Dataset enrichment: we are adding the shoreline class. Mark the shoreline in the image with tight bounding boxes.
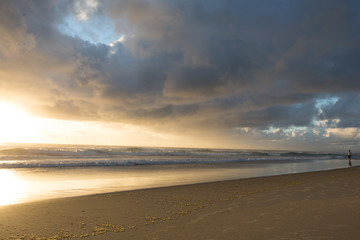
[2,158,357,206]
[50,164,357,201]
[1,166,360,239]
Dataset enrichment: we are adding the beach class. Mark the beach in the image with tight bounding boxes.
[1,166,360,240]
[2,1,360,239]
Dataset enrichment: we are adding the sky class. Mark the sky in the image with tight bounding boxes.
[0,0,359,151]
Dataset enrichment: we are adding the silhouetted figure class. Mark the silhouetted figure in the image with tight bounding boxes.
[348,150,352,166]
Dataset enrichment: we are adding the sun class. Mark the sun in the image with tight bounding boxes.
[0,102,41,143]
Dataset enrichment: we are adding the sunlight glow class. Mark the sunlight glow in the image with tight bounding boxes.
[0,101,182,146]
[0,101,198,148]
[0,169,25,206]
[0,102,41,143]
[109,35,125,47]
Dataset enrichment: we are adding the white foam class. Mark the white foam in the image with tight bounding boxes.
[0,144,347,168]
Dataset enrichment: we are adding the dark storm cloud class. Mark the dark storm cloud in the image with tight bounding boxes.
[1,0,360,147]
[320,94,360,128]
[104,0,360,131]
[240,101,318,128]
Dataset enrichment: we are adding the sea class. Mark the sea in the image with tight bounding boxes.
[0,143,357,206]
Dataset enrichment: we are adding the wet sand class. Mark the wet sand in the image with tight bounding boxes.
[1,166,360,239]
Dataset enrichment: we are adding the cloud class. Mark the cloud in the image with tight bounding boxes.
[0,1,36,57]
[73,0,99,21]
[320,94,360,128]
[0,0,360,150]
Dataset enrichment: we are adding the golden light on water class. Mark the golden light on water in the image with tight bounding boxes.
[0,169,25,206]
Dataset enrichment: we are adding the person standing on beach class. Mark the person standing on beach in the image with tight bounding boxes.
[348,150,352,166]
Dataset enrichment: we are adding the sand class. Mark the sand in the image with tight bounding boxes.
[1,166,360,240]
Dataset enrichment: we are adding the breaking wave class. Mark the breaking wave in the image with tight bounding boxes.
[0,144,347,168]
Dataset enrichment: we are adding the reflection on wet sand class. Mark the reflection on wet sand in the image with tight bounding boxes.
[0,169,25,206]
[0,159,358,206]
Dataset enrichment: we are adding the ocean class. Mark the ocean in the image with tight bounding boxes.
[0,144,356,206]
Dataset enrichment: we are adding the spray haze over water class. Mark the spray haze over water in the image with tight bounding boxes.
[0,144,349,168]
